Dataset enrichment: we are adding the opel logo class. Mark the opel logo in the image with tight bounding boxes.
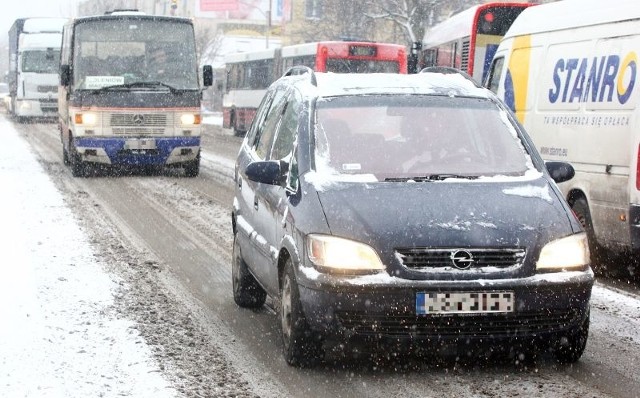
[450,250,474,269]
[133,114,145,125]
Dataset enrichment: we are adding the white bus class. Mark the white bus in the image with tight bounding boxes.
[223,41,407,135]
[485,0,640,267]
[420,2,531,82]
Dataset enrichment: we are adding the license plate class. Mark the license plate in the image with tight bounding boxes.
[124,138,156,150]
[416,291,514,315]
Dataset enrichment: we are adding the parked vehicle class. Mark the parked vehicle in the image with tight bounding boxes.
[484,0,640,267]
[7,17,66,121]
[58,10,213,177]
[231,67,593,366]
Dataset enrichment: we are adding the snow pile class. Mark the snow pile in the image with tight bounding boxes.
[0,118,176,397]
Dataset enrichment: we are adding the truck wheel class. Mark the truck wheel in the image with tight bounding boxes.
[553,312,589,364]
[183,151,200,177]
[280,258,323,367]
[232,234,266,308]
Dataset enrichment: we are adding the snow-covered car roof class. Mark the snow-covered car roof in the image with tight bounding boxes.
[289,70,491,99]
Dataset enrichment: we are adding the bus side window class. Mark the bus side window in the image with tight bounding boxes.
[485,56,504,93]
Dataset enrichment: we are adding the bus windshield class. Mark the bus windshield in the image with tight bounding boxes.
[22,49,60,73]
[73,19,198,90]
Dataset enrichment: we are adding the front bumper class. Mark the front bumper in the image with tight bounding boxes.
[297,267,593,343]
[14,99,57,117]
[74,136,200,166]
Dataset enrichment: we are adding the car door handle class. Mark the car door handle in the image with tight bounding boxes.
[254,196,259,210]
[238,177,242,188]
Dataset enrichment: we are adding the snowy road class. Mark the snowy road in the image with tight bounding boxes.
[4,114,640,397]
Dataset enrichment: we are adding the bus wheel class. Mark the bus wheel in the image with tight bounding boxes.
[572,198,607,270]
[62,142,69,165]
[184,151,200,177]
[69,139,86,177]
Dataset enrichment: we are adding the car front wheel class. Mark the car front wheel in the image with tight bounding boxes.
[232,235,266,308]
[553,312,589,364]
[280,258,322,367]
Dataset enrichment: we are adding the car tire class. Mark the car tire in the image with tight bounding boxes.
[280,258,323,367]
[553,312,589,364]
[232,235,266,308]
[572,197,609,270]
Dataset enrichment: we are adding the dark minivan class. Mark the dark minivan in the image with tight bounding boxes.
[231,68,593,366]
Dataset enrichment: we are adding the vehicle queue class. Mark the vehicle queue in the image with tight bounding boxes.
[5,0,639,368]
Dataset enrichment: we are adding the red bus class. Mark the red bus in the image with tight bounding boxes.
[223,41,407,135]
[419,2,533,83]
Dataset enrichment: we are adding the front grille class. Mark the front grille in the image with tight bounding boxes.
[109,113,168,127]
[111,127,166,136]
[396,248,526,270]
[460,38,470,71]
[37,85,57,93]
[336,310,579,338]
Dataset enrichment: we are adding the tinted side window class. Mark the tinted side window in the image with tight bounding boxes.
[255,90,289,159]
[246,90,274,147]
[250,87,288,151]
[271,91,301,160]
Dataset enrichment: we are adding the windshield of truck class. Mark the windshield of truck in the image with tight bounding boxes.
[22,49,60,73]
[72,19,198,90]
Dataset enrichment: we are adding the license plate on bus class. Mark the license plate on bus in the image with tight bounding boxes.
[124,138,156,150]
[416,291,514,315]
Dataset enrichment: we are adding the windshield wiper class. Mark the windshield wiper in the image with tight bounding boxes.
[385,174,480,182]
[91,81,180,94]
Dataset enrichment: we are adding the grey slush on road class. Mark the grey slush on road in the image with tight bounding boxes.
[231,67,594,367]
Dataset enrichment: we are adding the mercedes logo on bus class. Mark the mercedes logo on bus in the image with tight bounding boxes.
[450,250,474,269]
[133,114,145,125]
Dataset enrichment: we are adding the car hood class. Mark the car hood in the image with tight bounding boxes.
[314,177,576,276]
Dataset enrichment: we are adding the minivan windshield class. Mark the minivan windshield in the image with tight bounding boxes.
[314,95,532,180]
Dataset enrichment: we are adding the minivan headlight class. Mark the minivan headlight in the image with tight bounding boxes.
[307,234,384,273]
[536,232,590,271]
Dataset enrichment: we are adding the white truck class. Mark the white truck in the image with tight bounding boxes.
[7,18,66,121]
[484,0,640,268]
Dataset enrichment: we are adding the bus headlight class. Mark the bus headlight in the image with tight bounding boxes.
[536,233,590,271]
[74,112,98,126]
[307,234,385,274]
[180,113,201,125]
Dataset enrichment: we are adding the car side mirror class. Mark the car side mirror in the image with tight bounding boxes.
[202,65,213,87]
[545,161,575,183]
[60,64,71,87]
[245,160,284,186]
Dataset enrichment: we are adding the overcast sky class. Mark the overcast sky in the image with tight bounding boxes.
[1,1,77,37]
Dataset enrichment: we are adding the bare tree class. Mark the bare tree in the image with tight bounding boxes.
[194,21,223,65]
[288,0,375,44]
[360,0,474,72]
